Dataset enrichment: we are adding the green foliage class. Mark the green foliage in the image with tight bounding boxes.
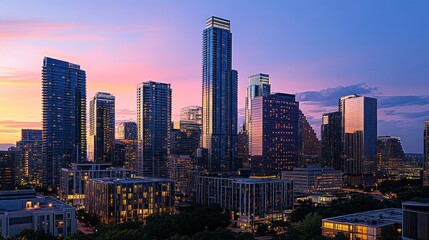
[379,178,422,195]
[14,229,57,240]
[295,213,323,240]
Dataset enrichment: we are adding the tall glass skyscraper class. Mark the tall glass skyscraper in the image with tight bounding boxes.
[118,122,137,140]
[42,57,86,187]
[137,81,171,178]
[89,92,115,163]
[202,16,238,172]
[424,121,429,186]
[16,129,43,186]
[250,93,300,172]
[340,95,377,187]
[321,111,342,170]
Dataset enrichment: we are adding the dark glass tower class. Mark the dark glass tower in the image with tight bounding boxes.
[250,93,300,172]
[118,122,137,140]
[202,16,238,172]
[89,92,115,163]
[42,57,86,187]
[16,129,43,185]
[137,81,171,178]
[321,111,342,170]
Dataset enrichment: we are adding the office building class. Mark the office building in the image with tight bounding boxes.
[202,16,238,172]
[340,95,377,187]
[281,165,342,194]
[195,175,293,229]
[16,129,43,186]
[250,93,299,172]
[167,155,193,194]
[0,189,76,238]
[85,177,174,224]
[377,136,405,178]
[170,129,199,157]
[0,149,18,188]
[59,163,136,207]
[42,57,86,187]
[118,122,137,140]
[322,208,402,240]
[88,92,115,163]
[321,111,342,170]
[237,128,249,168]
[299,110,321,166]
[403,201,429,240]
[424,121,429,186]
[137,81,171,178]
[180,106,202,132]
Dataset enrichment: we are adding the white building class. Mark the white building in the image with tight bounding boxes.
[0,190,76,238]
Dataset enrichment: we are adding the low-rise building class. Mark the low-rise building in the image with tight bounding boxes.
[60,163,136,207]
[403,201,429,240]
[0,190,76,238]
[85,177,175,224]
[322,208,402,240]
[195,175,293,229]
[281,165,342,194]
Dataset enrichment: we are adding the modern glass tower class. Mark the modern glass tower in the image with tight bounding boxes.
[118,122,137,140]
[250,93,300,172]
[424,121,429,186]
[202,16,238,172]
[42,57,86,187]
[321,111,342,170]
[340,95,377,187]
[89,92,115,163]
[137,81,171,178]
[16,129,43,186]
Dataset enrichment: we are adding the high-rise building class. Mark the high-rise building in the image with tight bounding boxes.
[202,16,238,172]
[250,93,300,172]
[16,129,43,186]
[0,149,18,188]
[424,121,429,186]
[237,127,248,168]
[137,81,171,178]
[321,111,342,170]
[340,95,377,187]
[403,201,429,240]
[117,122,137,140]
[89,92,115,163]
[42,57,86,187]
[377,136,405,176]
[299,110,321,166]
[170,129,199,157]
[180,106,202,131]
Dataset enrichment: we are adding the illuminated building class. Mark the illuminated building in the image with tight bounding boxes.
[117,122,137,140]
[403,201,429,240]
[59,163,136,207]
[85,177,174,224]
[424,121,429,186]
[88,92,115,163]
[322,208,402,240]
[340,95,377,187]
[195,175,293,230]
[377,136,405,178]
[237,128,249,168]
[16,129,43,185]
[0,149,18,188]
[167,155,192,194]
[137,81,171,178]
[299,110,321,166]
[42,57,87,187]
[281,165,342,194]
[202,16,238,172]
[170,129,199,157]
[250,93,299,172]
[180,106,202,132]
[321,111,342,170]
[0,189,76,238]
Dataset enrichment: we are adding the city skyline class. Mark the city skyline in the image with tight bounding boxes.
[1,1,429,153]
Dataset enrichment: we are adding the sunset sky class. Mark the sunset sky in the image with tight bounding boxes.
[1,1,429,153]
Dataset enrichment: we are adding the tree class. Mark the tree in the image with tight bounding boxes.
[380,225,401,240]
[296,212,323,240]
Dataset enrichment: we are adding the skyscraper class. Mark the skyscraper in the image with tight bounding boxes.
[340,95,377,187]
[202,16,238,172]
[299,110,321,166]
[137,81,171,178]
[118,122,137,140]
[424,121,429,186]
[377,136,405,174]
[42,57,86,187]
[89,92,115,163]
[16,129,43,185]
[250,93,300,172]
[117,122,138,170]
[321,111,342,170]
[246,73,271,166]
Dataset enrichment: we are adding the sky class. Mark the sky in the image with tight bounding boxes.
[0,1,429,153]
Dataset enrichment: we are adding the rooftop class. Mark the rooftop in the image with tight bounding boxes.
[89,177,173,184]
[323,208,402,227]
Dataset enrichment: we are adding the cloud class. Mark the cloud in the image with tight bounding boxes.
[0,120,41,129]
[379,96,429,109]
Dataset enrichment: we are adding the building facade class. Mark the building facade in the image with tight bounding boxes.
[377,136,405,178]
[85,177,174,224]
[16,129,43,186]
[202,16,238,172]
[89,92,115,163]
[195,176,293,229]
[299,110,321,166]
[0,149,18,188]
[137,81,171,178]
[167,155,193,194]
[0,190,76,238]
[340,95,377,187]
[424,121,429,186]
[42,57,87,187]
[403,201,429,240]
[118,122,137,140]
[250,93,300,172]
[321,111,342,170]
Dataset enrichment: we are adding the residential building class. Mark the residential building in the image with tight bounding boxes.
[137,81,171,178]
[85,177,174,224]
[202,16,238,172]
[321,111,342,170]
[322,208,402,240]
[403,201,429,240]
[195,175,293,230]
[16,129,43,186]
[340,95,377,187]
[59,163,136,207]
[0,190,76,238]
[42,57,86,187]
[0,149,18,188]
[167,155,193,194]
[118,122,137,140]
